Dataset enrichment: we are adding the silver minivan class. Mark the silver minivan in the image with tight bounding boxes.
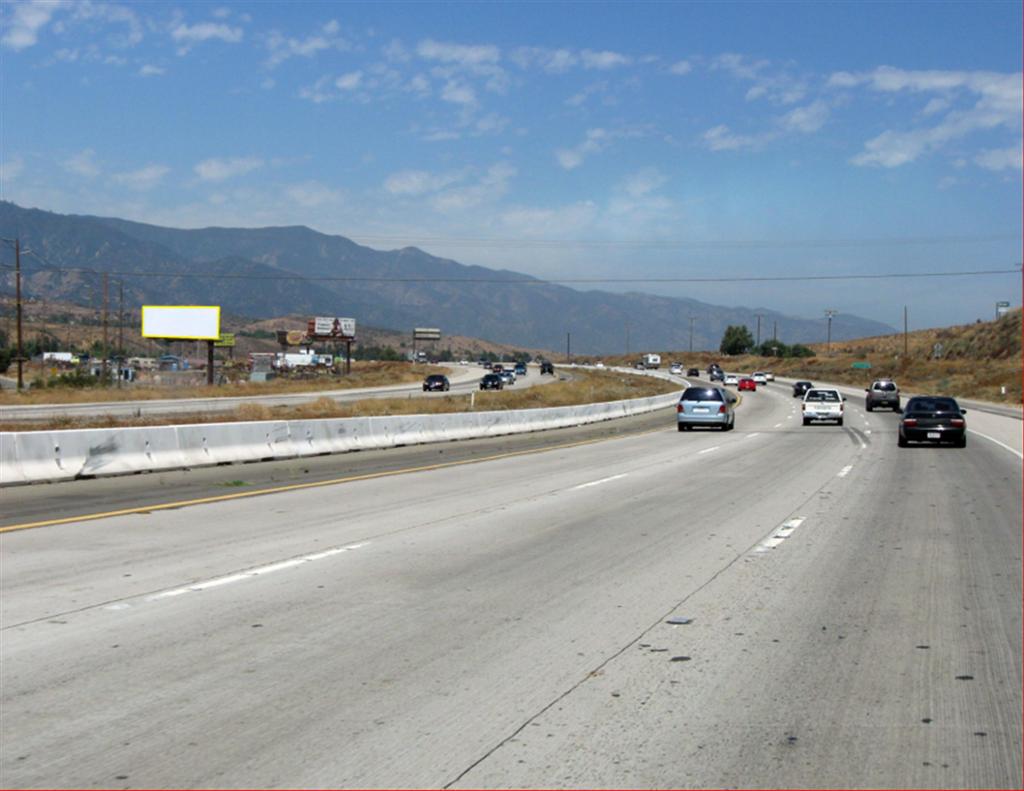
[677,386,736,431]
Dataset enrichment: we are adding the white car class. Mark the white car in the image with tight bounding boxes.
[669,364,683,375]
[724,373,739,386]
[595,361,605,368]
[765,371,775,381]
[752,372,767,385]
[802,388,846,426]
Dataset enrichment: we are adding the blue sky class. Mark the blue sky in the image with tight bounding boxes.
[2,0,1021,330]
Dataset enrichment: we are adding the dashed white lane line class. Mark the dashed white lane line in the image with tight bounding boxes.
[572,473,628,490]
[698,446,720,455]
[138,542,370,604]
[773,423,782,428]
[744,432,761,439]
[837,465,854,478]
[754,517,806,553]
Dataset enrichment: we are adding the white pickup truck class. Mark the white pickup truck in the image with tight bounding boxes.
[802,387,846,426]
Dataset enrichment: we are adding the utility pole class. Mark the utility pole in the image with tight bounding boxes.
[824,309,838,357]
[755,314,763,349]
[117,281,124,387]
[903,306,908,357]
[688,316,695,353]
[566,332,571,364]
[625,321,630,356]
[14,239,24,390]
[773,320,778,342]
[102,272,109,382]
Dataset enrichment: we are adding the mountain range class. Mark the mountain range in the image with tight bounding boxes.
[0,201,895,353]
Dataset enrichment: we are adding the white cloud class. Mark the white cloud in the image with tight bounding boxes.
[581,49,631,70]
[510,46,577,73]
[555,128,613,170]
[779,100,829,133]
[842,67,1023,167]
[922,97,950,116]
[499,202,599,236]
[565,81,608,108]
[335,70,362,90]
[193,156,263,182]
[713,52,806,104]
[2,155,25,183]
[284,181,343,208]
[702,125,769,151]
[211,7,231,19]
[431,162,516,213]
[974,146,1023,172]
[441,79,476,105]
[171,21,243,54]
[63,148,101,177]
[668,60,692,76]
[112,164,170,190]
[138,64,165,77]
[622,168,667,198]
[2,0,67,50]
[384,169,465,196]
[416,38,500,66]
[265,20,349,68]
[406,73,431,96]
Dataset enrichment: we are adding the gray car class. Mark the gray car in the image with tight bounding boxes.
[677,386,736,431]
[865,379,900,411]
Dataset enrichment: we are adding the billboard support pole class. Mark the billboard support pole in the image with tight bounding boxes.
[207,341,214,385]
[346,340,352,375]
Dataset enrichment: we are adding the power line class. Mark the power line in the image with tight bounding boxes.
[345,233,1020,250]
[0,262,1020,285]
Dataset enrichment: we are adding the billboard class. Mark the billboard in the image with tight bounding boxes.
[414,327,442,341]
[214,333,236,348]
[142,306,221,340]
[312,317,356,338]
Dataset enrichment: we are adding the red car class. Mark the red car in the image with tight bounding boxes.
[738,377,757,392]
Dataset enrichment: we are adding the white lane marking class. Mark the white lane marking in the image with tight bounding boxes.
[144,542,369,602]
[773,423,782,428]
[745,432,760,439]
[865,430,872,435]
[572,473,628,490]
[698,446,720,455]
[837,465,853,478]
[754,517,806,553]
[787,415,794,420]
[967,429,1024,460]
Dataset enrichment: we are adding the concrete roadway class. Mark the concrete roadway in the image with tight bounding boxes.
[1,380,1020,788]
[0,363,562,423]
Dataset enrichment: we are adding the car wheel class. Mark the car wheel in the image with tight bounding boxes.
[955,435,967,448]
[898,434,908,448]
[837,418,844,426]
[445,384,449,391]
[865,403,872,412]
[802,417,810,426]
[677,423,686,432]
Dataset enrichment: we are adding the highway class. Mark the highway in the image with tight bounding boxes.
[1,380,1020,788]
[0,364,563,423]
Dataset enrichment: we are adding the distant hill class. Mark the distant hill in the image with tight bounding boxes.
[0,201,896,353]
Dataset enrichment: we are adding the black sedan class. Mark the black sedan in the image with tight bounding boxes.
[687,368,700,377]
[792,380,813,397]
[898,396,967,447]
[480,373,504,390]
[423,374,450,392]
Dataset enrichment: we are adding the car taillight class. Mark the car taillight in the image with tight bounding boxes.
[719,404,727,414]
[950,418,965,427]
[677,403,684,413]
[801,403,806,411]
[903,418,917,427]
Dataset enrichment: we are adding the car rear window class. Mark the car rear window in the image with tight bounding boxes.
[427,375,445,382]
[874,382,897,391]
[682,388,723,402]
[806,390,840,402]
[907,398,959,412]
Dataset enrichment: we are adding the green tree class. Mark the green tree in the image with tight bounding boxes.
[789,343,815,358]
[720,325,755,355]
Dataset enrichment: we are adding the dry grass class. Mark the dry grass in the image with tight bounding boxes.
[0,369,678,432]
[0,361,441,405]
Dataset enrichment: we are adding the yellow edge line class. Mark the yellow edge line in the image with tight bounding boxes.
[1,426,670,533]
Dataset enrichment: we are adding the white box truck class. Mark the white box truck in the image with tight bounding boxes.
[642,353,661,369]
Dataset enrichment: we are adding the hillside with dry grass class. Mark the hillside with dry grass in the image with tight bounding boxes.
[600,309,1022,405]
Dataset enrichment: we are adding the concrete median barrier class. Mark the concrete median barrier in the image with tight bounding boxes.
[0,389,681,486]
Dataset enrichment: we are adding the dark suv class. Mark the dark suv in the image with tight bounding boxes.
[540,361,555,375]
[792,380,813,398]
[480,373,503,390]
[865,379,900,411]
